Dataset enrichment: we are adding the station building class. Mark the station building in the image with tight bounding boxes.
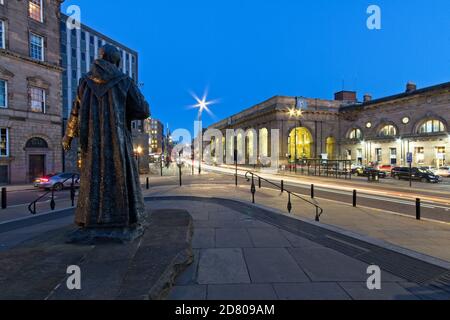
[208,81,450,169]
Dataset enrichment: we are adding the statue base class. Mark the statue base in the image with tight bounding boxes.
[66,224,145,245]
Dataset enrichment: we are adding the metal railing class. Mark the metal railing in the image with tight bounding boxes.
[28,174,80,215]
[244,171,324,222]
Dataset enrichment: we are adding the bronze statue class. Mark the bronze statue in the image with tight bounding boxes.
[62,44,150,239]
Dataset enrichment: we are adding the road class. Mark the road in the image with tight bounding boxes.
[4,188,72,208]
[2,167,450,224]
[147,165,450,223]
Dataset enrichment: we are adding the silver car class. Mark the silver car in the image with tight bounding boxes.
[34,173,80,191]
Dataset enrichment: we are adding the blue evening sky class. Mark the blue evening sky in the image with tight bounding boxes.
[62,0,450,133]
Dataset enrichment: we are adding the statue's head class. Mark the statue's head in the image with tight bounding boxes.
[99,44,121,67]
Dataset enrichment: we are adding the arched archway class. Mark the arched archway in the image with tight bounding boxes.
[246,130,257,164]
[326,137,336,159]
[25,137,50,182]
[288,127,313,160]
[259,128,269,157]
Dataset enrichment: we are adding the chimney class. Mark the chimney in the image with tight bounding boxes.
[334,91,357,102]
[363,94,372,102]
[406,81,417,93]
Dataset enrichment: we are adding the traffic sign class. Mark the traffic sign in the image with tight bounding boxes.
[407,152,413,164]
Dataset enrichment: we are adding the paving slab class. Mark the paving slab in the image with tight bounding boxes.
[243,248,309,283]
[288,247,402,282]
[247,228,291,248]
[339,282,418,300]
[215,228,253,248]
[207,284,278,300]
[168,285,207,300]
[197,248,250,285]
[175,249,200,286]
[192,228,215,249]
[273,283,351,300]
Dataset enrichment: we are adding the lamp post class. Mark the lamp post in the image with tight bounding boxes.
[134,146,143,175]
[288,99,303,174]
[192,92,216,175]
[177,151,183,187]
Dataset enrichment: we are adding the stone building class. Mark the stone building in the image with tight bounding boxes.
[208,81,450,169]
[147,117,164,155]
[0,0,64,184]
[132,119,150,174]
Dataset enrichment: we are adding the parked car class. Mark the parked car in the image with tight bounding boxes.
[351,163,364,174]
[355,167,387,178]
[391,167,440,183]
[377,165,394,174]
[435,166,450,178]
[34,173,80,191]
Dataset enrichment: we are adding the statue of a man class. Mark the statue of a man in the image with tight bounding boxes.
[62,44,150,234]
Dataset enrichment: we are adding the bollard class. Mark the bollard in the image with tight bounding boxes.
[287,192,292,213]
[1,187,6,209]
[353,190,357,207]
[281,180,284,193]
[311,184,315,199]
[416,198,421,220]
[146,177,150,189]
[258,177,261,189]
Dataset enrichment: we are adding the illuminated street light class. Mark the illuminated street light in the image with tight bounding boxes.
[191,90,218,175]
[287,98,304,173]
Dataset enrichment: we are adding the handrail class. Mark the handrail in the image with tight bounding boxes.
[244,171,324,222]
[28,174,80,215]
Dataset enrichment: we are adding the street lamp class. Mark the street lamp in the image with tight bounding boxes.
[134,146,143,174]
[192,91,217,175]
[176,151,183,186]
[288,98,304,173]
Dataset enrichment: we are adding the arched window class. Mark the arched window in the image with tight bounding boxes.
[349,128,362,140]
[379,125,397,137]
[418,120,445,134]
[25,137,48,149]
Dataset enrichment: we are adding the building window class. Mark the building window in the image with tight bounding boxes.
[379,125,397,137]
[415,147,425,164]
[356,148,363,165]
[29,33,44,61]
[0,79,7,108]
[418,120,445,134]
[436,147,446,166]
[349,128,362,140]
[390,148,397,165]
[0,20,5,49]
[0,128,8,157]
[29,87,46,113]
[375,148,382,163]
[29,0,43,22]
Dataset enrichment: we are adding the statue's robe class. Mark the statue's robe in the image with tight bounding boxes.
[65,59,150,228]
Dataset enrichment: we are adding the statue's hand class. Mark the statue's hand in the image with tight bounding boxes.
[62,136,72,152]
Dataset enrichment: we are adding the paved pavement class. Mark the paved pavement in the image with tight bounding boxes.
[0,178,449,300]
[141,200,449,300]
[146,171,450,223]
[144,182,450,263]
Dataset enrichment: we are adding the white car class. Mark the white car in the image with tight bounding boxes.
[435,167,450,178]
